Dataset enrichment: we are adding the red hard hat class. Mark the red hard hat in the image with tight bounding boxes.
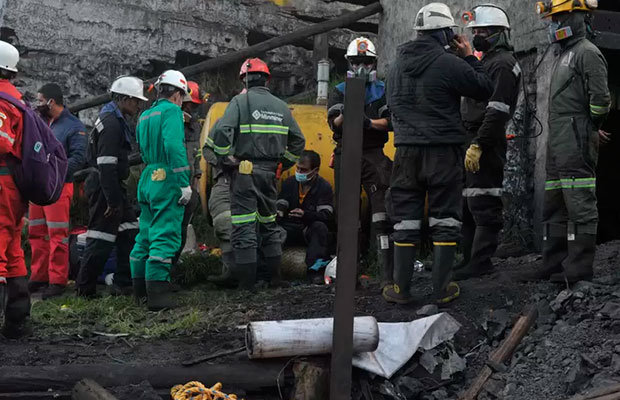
[187,81,202,104]
[239,58,270,80]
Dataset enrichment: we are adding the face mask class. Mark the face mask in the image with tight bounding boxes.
[36,99,52,118]
[347,65,377,83]
[473,35,491,52]
[295,168,317,183]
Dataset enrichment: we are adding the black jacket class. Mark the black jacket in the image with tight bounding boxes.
[277,175,334,228]
[387,35,494,146]
[87,103,132,208]
[327,81,390,153]
[461,48,521,151]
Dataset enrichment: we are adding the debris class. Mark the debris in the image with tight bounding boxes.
[482,308,511,340]
[93,332,130,338]
[352,313,461,378]
[441,348,466,380]
[550,289,573,312]
[420,350,440,374]
[292,360,329,400]
[72,379,118,400]
[417,305,439,317]
[598,302,620,320]
[460,305,538,400]
[379,380,407,400]
[246,316,379,359]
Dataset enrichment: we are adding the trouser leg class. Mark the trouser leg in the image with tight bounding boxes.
[304,221,329,268]
[45,183,73,286]
[255,167,283,285]
[456,200,475,270]
[28,204,49,283]
[231,170,258,289]
[130,202,151,280]
[173,188,200,265]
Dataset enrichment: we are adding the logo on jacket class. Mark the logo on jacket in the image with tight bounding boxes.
[251,110,284,122]
[34,141,42,153]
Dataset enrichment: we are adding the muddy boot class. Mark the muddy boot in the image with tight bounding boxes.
[378,237,394,291]
[267,256,290,289]
[453,226,499,281]
[432,245,460,304]
[235,262,257,291]
[41,284,66,300]
[27,281,47,294]
[108,284,134,297]
[145,281,176,311]
[382,244,416,305]
[2,277,32,339]
[550,233,596,284]
[519,226,566,282]
[133,278,147,304]
[454,221,475,271]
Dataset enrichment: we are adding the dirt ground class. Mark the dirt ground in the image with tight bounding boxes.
[2,241,620,399]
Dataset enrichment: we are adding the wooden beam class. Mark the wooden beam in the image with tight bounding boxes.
[329,76,366,400]
[69,2,383,113]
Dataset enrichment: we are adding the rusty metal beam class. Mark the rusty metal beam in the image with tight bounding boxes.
[330,76,365,400]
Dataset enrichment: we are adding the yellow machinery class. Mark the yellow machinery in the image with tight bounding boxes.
[199,102,396,214]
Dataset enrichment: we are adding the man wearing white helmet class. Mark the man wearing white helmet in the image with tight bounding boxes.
[327,37,394,290]
[384,3,493,305]
[0,40,32,338]
[130,70,192,310]
[453,5,521,280]
[76,76,147,298]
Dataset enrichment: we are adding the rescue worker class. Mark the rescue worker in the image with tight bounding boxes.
[0,41,31,338]
[173,81,204,264]
[384,2,493,304]
[277,150,334,275]
[203,119,236,285]
[206,58,305,290]
[327,37,393,289]
[130,70,192,310]
[76,76,147,297]
[29,83,86,299]
[521,0,610,283]
[453,5,521,280]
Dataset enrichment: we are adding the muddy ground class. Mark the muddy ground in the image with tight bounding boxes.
[2,241,620,399]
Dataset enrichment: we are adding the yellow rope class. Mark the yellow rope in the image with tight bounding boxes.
[171,381,240,400]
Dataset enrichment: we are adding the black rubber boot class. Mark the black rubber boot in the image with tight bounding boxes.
[267,255,290,288]
[133,278,147,304]
[76,238,115,298]
[519,233,567,282]
[378,235,394,291]
[41,284,66,300]
[453,226,499,280]
[432,245,459,304]
[27,281,48,294]
[2,277,32,339]
[550,234,595,284]
[145,281,176,311]
[455,221,475,271]
[382,244,416,305]
[235,262,257,291]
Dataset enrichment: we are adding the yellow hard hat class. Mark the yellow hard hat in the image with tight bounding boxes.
[535,0,597,18]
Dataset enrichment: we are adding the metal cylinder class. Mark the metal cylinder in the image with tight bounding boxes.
[246,316,379,359]
[316,59,330,105]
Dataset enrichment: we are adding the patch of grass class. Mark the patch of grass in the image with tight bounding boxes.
[171,252,222,286]
[30,287,238,339]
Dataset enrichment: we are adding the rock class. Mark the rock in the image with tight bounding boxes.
[440,349,466,380]
[503,383,517,397]
[417,304,439,317]
[612,354,620,373]
[565,359,592,395]
[594,275,620,286]
[598,302,620,320]
[419,350,439,374]
[483,377,505,398]
[379,380,406,400]
[573,281,595,294]
[431,388,448,400]
[395,376,423,398]
[482,309,511,340]
[550,289,573,312]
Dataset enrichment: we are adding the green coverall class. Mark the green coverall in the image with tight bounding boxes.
[544,14,611,280]
[130,99,190,281]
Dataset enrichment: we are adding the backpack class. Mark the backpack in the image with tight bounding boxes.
[0,92,68,206]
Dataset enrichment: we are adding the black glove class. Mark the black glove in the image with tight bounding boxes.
[363,116,372,129]
[327,104,344,119]
[591,113,608,131]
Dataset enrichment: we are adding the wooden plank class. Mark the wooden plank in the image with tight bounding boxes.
[460,305,538,400]
[69,2,383,113]
[329,76,366,400]
[72,379,118,400]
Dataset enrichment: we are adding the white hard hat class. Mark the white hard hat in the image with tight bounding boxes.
[110,76,148,101]
[414,2,457,31]
[465,4,510,29]
[0,41,19,73]
[345,37,377,59]
[155,69,189,94]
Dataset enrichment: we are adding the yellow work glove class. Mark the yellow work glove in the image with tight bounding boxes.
[239,160,253,175]
[465,144,482,173]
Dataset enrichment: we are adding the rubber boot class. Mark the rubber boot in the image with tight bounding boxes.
[519,235,566,282]
[455,221,475,271]
[453,226,499,280]
[432,245,460,304]
[382,244,416,305]
[378,236,394,291]
[133,278,147,304]
[267,255,290,289]
[2,277,32,339]
[235,262,257,291]
[207,252,236,287]
[550,234,595,283]
[0,282,6,325]
[145,281,176,311]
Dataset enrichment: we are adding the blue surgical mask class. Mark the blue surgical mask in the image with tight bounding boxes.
[295,171,309,183]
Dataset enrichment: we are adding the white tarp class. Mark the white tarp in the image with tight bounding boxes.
[352,313,461,379]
